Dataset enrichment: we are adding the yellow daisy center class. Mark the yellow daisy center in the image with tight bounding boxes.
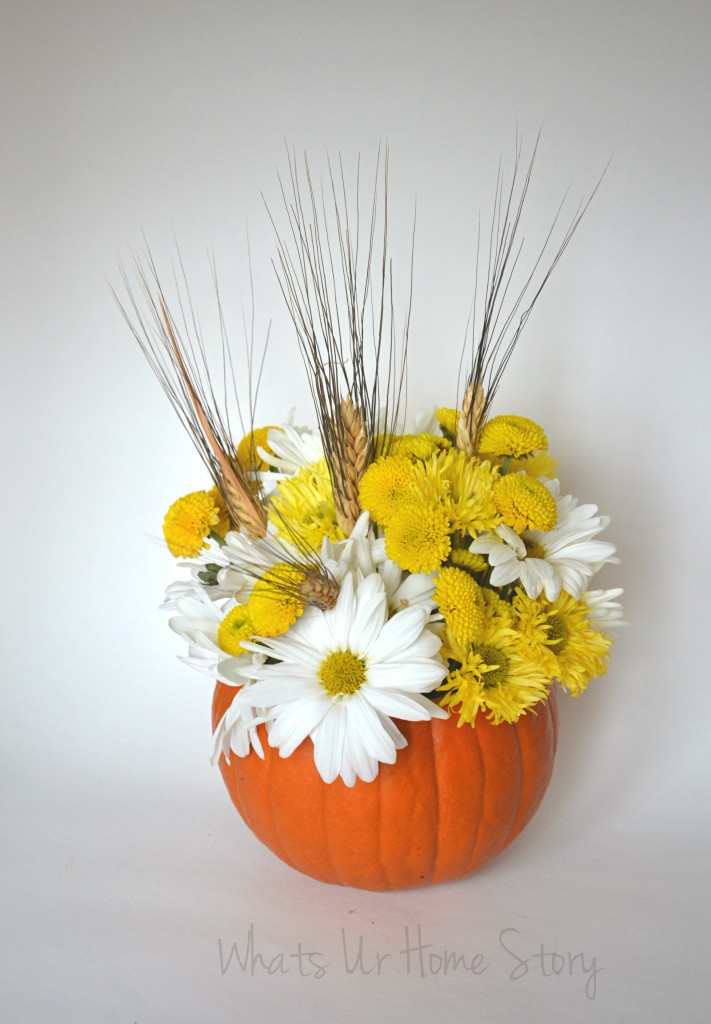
[217,605,253,656]
[385,503,452,573]
[358,456,416,525]
[545,613,568,651]
[318,650,367,697]
[247,562,307,636]
[479,415,548,458]
[472,643,511,689]
[435,567,485,646]
[162,489,224,558]
[494,474,558,532]
[524,537,547,559]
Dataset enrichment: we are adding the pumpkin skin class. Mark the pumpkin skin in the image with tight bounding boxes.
[212,682,558,891]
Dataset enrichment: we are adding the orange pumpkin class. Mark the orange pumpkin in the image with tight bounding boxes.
[212,682,558,891]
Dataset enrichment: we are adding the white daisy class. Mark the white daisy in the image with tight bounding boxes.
[238,572,448,786]
[469,478,618,601]
[258,420,324,475]
[210,681,267,764]
[373,543,438,619]
[161,534,251,608]
[584,588,626,632]
[167,587,257,686]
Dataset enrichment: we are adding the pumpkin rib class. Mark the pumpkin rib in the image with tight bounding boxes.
[503,694,557,849]
[375,764,390,890]
[242,727,299,872]
[263,738,297,870]
[505,720,525,849]
[433,716,486,883]
[323,770,348,888]
[471,723,487,868]
[466,716,522,874]
[427,720,442,883]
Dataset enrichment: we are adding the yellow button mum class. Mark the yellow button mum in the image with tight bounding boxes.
[217,604,254,656]
[162,488,228,558]
[450,549,488,575]
[385,503,452,573]
[358,456,416,525]
[248,562,307,637]
[391,433,451,461]
[493,474,558,533]
[436,407,459,439]
[435,567,485,646]
[479,415,548,458]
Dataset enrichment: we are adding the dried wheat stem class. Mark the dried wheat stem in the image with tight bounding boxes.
[159,300,267,539]
[334,395,369,537]
[456,381,487,458]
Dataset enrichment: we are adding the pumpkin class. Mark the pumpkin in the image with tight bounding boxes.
[212,682,558,891]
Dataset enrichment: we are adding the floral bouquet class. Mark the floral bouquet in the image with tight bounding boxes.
[118,146,623,890]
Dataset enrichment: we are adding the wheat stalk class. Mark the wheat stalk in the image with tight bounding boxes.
[458,133,605,429]
[158,301,268,540]
[299,573,340,610]
[456,380,486,458]
[333,395,368,536]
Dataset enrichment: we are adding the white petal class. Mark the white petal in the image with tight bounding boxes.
[328,573,356,648]
[312,705,347,783]
[366,606,428,662]
[367,660,448,691]
[349,575,388,653]
[238,677,318,707]
[345,693,397,764]
[365,688,446,721]
[490,560,523,587]
[268,693,332,757]
[342,726,379,784]
[495,523,527,555]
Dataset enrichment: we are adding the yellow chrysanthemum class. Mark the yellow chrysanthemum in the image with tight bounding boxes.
[236,426,279,472]
[479,415,548,458]
[208,486,231,537]
[438,621,551,726]
[162,488,228,558]
[493,473,558,532]
[269,458,344,549]
[358,456,416,525]
[436,407,459,439]
[217,604,254,656]
[479,585,515,631]
[506,450,559,480]
[391,433,451,461]
[247,562,307,637]
[409,448,500,536]
[385,503,452,573]
[435,567,485,646]
[514,590,612,697]
[449,549,489,576]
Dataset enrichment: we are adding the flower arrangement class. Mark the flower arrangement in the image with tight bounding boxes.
[117,144,623,886]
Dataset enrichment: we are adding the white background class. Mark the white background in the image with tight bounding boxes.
[2,1,709,1021]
